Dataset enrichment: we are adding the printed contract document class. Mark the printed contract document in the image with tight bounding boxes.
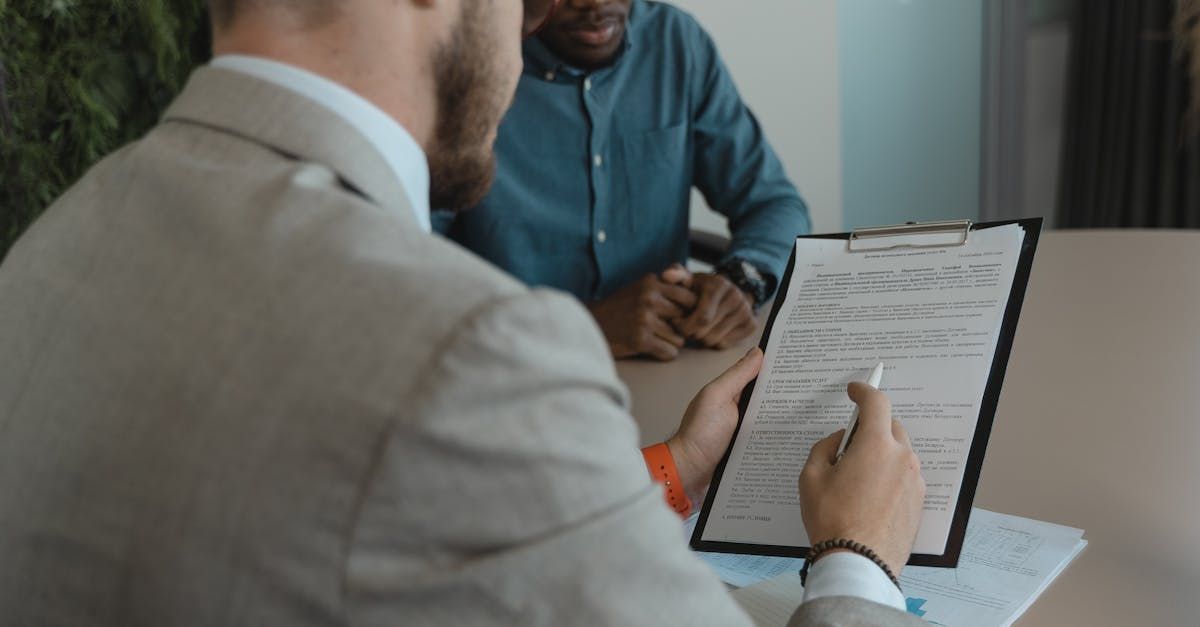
[693,221,1037,565]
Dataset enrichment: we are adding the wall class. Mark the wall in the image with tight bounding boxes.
[1021,20,1070,227]
[671,0,843,236]
[839,0,985,230]
[676,0,990,234]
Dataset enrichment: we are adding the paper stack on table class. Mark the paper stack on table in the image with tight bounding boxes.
[686,508,1086,627]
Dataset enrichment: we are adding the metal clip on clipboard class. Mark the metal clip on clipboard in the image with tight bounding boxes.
[847,219,973,253]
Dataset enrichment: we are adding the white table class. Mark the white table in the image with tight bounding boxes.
[616,230,1200,625]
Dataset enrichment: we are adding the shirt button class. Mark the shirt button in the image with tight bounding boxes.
[597,230,608,244]
[593,154,603,167]
[584,78,593,91]
[544,71,556,81]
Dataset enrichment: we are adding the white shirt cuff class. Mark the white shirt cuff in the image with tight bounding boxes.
[801,551,906,612]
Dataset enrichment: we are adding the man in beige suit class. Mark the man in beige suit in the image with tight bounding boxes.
[0,0,927,625]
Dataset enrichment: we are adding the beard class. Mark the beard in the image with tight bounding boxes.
[427,1,510,211]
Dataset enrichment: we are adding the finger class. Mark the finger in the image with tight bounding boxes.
[647,290,685,320]
[714,318,758,350]
[700,295,754,347]
[659,281,698,311]
[846,381,892,439]
[701,346,763,401]
[691,289,745,344]
[641,335,681,361]
[660,263,693,288]
[803,430,844,473]
[681,278,730,336]
[683,278,727,335]
[648,314,686,348]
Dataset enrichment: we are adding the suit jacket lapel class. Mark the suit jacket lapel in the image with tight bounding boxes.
[162,66,418,226]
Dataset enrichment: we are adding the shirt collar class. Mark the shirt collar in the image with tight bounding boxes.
[523,0,641,79]
[209,55,432,233]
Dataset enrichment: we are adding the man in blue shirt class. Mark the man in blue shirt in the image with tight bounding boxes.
[439,0,811,361]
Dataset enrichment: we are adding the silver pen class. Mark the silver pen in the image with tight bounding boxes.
[835,362,884,461]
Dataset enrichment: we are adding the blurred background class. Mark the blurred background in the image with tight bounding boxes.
[680,0,1200,234]
[2,0,1198,257]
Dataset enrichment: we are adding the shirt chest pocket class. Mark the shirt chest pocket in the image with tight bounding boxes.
[617,123,692,212]
[621,123,690,169]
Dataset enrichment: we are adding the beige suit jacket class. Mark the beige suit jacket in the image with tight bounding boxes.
[0,67,925,626]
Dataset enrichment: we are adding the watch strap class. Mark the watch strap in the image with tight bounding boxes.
[642,442,692,517]
[715,258,770,306]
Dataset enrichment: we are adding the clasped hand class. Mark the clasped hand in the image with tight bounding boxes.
[588,264,757,361]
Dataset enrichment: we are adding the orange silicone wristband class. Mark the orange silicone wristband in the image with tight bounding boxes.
[642,442,692,517]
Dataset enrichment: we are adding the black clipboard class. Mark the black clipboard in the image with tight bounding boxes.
[690,218,1042,568]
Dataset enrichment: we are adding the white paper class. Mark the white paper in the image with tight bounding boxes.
[701,225,1024,555]
[728,509,1087,627]
[684,512,806,588]
[900,508,1087,626]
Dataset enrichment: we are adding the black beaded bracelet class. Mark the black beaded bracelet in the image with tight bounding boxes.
[798,538,902,591]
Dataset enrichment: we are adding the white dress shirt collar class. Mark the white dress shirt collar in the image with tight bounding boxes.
[210,54,432,233]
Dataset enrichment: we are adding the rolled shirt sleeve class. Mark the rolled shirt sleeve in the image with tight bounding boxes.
[686,20,811,293]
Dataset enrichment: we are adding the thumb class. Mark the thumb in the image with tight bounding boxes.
[661,263,693,287]
[705,347,763,401]
[846,381,892,439]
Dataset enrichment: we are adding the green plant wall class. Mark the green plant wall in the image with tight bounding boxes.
[0,0,211,258]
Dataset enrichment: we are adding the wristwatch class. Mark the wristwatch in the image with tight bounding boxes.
[715,258,773,307]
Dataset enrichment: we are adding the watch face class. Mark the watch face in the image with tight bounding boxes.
[739,260,763,283]
[724,259,767,305]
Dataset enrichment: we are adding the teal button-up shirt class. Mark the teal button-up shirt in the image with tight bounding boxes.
[437,0,810,301]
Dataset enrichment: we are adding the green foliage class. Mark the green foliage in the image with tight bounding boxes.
[0,0,211,257]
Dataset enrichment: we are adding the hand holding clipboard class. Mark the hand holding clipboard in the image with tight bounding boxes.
[691,219,1042,568]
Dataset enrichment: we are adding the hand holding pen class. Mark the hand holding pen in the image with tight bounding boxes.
[799,365,925,576]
